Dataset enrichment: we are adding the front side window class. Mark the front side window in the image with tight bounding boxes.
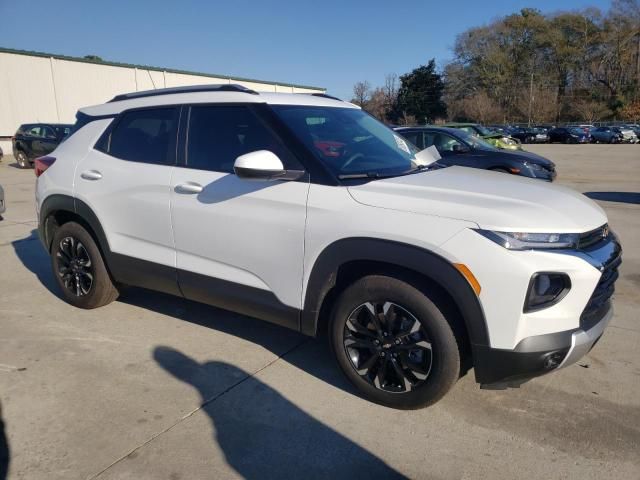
[424,132,464,155]
[186,105,296,173]
[272,106,423,178]
[399,131,423,149]
[26,126,43,137]
[106,108,179,165]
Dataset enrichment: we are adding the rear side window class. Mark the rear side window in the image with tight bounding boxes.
[186,105,296,173]
[102,108,179,165]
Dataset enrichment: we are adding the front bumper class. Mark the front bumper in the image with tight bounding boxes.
[473,301,612,387]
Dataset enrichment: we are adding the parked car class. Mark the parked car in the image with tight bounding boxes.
[615,126,639,143]
[622,124,640,138]
[590,126,624,144]
[568,124,594,135]
[508,127,538,144]
[36,84,621,409]
[548,127,591,144]
[0,183,4,216]
[12,123,72,168]
[441,123,523,150]
[395,126,556,181]
[0,145,3,162]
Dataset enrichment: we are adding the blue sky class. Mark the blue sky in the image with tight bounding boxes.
[0,0,613,99]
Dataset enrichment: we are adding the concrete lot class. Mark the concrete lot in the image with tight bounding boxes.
[0,145,638,479]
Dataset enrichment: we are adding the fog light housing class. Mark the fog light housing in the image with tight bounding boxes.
[524,273,571,312]
[543,350,567,370]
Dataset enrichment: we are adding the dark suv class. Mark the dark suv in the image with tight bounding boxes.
[12,123,72,168]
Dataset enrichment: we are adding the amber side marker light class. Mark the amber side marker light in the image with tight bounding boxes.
[454,263,481,295]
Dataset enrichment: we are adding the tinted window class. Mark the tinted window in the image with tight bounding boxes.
[26,126,43,137]
[186,105,295,173]
[107,108,178,165]
[398,131,423,149]
[424,132,464,154]
[41,126,57,139]
[53,125,72,138]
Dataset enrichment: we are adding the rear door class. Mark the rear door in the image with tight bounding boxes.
[74,106,180,295]
[38,125,60,156]
[170,104,309,328]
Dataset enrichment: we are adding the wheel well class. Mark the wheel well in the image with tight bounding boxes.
[316,259,473,374]
[45,210,100,254]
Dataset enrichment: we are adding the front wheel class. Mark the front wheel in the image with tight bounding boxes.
[15,151,29,168]
[329,275,461,409]
[50,222,119,309]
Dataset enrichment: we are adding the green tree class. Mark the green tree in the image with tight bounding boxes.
[393,59,446,124]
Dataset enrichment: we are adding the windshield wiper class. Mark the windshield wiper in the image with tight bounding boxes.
[338,172,387,180]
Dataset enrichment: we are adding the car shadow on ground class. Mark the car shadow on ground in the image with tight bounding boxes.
[120,284,357,398]
[585,191,640,205]
[11,230,60,296]
[154,347,405,479]
[12,229,361,400]
[0,401,9,480]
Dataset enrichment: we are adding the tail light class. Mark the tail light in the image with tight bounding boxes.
[34,156,56,177]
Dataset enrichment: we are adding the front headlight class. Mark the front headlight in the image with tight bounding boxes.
[474,229,580,250]
[524,162,544,171]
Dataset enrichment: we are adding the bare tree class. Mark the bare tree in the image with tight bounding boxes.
[352,81,372,107]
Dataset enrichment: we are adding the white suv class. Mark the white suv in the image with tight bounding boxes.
[35,84,622,409]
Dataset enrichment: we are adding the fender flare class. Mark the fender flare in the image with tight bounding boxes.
[39,194,111,255]
[301,237,490,348]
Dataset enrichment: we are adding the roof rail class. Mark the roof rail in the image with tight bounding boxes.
[109,84,259,102]
[310,93,344,102]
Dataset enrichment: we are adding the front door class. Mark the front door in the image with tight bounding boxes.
[170,104,309,329]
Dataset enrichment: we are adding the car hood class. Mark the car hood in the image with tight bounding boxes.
[502,149,555,168]
[347,166,606,232]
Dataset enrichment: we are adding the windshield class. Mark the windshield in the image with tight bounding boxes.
[272,106,425,178]
[570,128,585,135]
[455,129,498,151]
[475,125,494,136]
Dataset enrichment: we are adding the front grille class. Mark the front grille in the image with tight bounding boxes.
[578,224,609,250]
[580,254,621,330]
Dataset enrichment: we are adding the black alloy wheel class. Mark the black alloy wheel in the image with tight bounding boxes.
[56,236,94,296]
[343,301,433,393]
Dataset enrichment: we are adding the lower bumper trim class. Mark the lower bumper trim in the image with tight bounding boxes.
[473,303,613,386]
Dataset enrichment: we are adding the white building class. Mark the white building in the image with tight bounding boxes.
[0,47,324,154]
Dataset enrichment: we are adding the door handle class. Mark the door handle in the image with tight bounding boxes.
[175,182,203,194]
[80,170,103,181]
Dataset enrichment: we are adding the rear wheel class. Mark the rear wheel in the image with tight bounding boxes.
[50,222,119,309]
[329,275,461,409]
[15,151,29,168]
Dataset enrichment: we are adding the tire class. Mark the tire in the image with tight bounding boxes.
[15,150,29,169]
[50,221,119,309]
[329,275,461,409]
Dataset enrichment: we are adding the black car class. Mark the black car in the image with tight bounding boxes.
[12,123,72,168]
[508,127,538,143]
[547,127,590,144]
[395,126,556,181]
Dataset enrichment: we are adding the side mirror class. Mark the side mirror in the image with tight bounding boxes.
[234,150,286,181]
